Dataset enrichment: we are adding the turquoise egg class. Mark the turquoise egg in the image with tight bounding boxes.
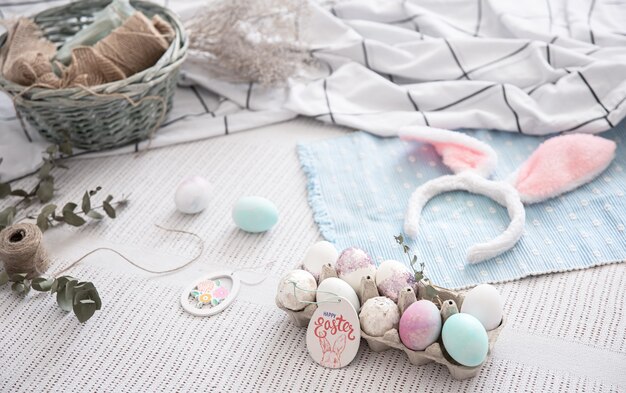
[232,196,279,233]
[442,313,488,367]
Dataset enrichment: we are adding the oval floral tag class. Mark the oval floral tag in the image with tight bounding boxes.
[306,296,361,369]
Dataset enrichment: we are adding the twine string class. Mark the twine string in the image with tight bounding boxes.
[51,224,203,277]
[0,223,277,286]
[289,280,341,305]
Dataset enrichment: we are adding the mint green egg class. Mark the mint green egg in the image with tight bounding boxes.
[232,196,279,233]
[442,313,488,367]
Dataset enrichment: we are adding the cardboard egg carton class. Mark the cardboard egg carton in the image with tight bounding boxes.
[276,264,505,380]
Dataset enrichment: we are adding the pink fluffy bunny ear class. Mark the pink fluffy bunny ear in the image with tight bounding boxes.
[512,134,616,204]
[399,126,498,178]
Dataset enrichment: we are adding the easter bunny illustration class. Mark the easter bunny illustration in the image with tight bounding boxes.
[400,126,616,264]
[319,335,347,368]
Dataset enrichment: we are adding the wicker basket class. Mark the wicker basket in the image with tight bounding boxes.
[0,0,188,151]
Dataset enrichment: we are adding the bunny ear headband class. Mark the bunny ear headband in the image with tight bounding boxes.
[400,126,617,264]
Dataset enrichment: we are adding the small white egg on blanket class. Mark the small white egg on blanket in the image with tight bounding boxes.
[174,176,212,214]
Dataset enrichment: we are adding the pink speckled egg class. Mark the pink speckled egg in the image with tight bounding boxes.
[375,260,415,302]
[336,247,377,293]
[399,300,442,351]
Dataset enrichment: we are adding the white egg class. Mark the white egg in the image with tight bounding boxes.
[375,260,415,302]
[302,241,338,279]
[317,277,360,312]
[359,296,400,337]
[276,270,317,311]
[461,284,504,331]
[336,247,377,293]
[174,176,212,214]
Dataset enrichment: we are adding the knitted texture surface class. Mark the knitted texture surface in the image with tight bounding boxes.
[0,118,624,391]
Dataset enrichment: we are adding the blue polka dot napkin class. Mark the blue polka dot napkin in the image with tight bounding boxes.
[298,126,626,289]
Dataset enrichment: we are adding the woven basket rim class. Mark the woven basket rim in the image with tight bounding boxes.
[0,0,188,97]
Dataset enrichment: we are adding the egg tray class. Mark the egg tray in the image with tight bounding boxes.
[275,264,505,380]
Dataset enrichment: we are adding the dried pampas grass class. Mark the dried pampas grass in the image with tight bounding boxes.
[185,0,312,86]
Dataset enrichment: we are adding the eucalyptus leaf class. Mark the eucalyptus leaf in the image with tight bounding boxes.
[10,189,28,197]
[36,213,49,231]
[63,211,86,227]
[81,191,91,213]
[57,279,78,312]
[62,202,77,214]
[73,281,94,290]
[56,276,74,287]
[102,201,116,218]
[0,182,10,198]
[0,206,17,227]
[87,211,103,220]
[37,179,54,203]
[74,284,102,310]
[59,141,73,155]
[0,271,9,285]
[38,161,53,179]
[73,299,97,323]
[11,282,25,293]
[50,279,59,294]
[32,277,55,292]
[41,204,57,216]
[46,145,58,155]
[9,273,27,282]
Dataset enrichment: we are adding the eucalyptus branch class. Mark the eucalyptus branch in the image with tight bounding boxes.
[31,190,128,232]
[394,234,441,303]
[0,140,128,232]
[0,272,101,323]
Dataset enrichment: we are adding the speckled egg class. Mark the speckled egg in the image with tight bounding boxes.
[359,296,400,337]
[375,260,415,302]
[276,270,317,311]
[232,196,279,233]
[336,248,377,293]
[317,277,360,312]
[461,284,504,331]
[399,300,442,351]
[174,176,212,214]
[302,241,338,280]
[442,313,488,367]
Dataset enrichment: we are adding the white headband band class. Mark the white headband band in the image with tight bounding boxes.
[404,172,525,264]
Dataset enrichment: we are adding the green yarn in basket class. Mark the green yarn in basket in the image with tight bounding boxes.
[0,0,188,151]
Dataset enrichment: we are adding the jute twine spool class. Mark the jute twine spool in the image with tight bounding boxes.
[0,223,50,279]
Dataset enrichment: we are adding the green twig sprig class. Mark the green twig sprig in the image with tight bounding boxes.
[0,271,101,323]
[0,141,127,231]
[394,234,442,305]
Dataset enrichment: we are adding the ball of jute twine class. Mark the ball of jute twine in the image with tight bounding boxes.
[0,223,50,279]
